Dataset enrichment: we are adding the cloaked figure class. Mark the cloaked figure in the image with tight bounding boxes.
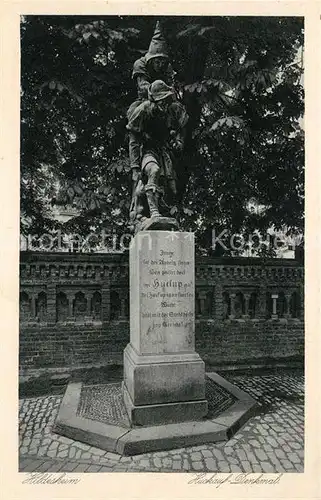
[127,79,188,231]
[127,22,176,180]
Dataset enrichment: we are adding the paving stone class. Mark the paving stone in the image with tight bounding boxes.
[20,446,29,454]
[58,443,69,452]
[136,459,150,467]
[288,441,302,450]
[294,463,304,472]
[57,436,75,445]
[275,449,286,459]
[73,441,91,451]
[38,446,49,457]
[191,461,203,470]
[261,461,275,473]
[204,458,217,470]
[57,449,69,459]
[74,449,83,459]
[172,460,181,470]
[47,449,58,458]
[190,445,206,452]
[254,449,268,461]
[249,439,260,448]
[152,451,169,457]
[201,449,214,458]
[100,466,114,472]
[288,452,301,464]
[267,452,285,472]
[68,447,77,459]
[89,446,106,456]
[223,447,233,455]
[61,461,79,472]
[236,449,247,461]
[81,452,93,460]
[71,463,90,472]
[168,448,185,455]
[104,452,121,461]
[162,457,172,467]
[230,465,243,472]
[28,448,39,456]
[212,449,225,461]
[48,441,59,450]
[218,461,231,472]
[45,461,66,472]
[190,451,202,461]
[280,459,294,470]
[153,457,162,468]
[182,459,190,470]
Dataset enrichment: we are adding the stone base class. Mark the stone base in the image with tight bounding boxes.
[122,382,208,426]
[136,216,179,232]
[53,372,258,456]
[123,344,206,408]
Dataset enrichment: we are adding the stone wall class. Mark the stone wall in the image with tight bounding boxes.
[20,251,304,374]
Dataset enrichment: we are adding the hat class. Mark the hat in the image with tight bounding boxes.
[145,21,169,62]
[148,80,174,102]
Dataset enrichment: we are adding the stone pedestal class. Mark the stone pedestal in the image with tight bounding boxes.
[123,231,208,426]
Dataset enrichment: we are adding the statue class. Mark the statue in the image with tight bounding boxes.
[127,22,188,232]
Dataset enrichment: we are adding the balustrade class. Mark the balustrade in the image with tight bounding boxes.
[20,252,303,325]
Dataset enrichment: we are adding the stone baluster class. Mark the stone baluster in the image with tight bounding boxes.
[299,285,304,321]
[198,291,207,317]
[120,292,127,319]
[229,293,236,319]
[47,284,56,325]
[86,292,93,318]
[242,293,251,319]
[284,292,292,319]
[257,283,267,319]
[271,293,278,319]
[30,293,37,320]
[67,293,74,321]
[214,284,223,320]
[101,285,111,322]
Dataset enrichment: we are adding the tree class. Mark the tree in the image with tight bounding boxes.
[21,15,304,254]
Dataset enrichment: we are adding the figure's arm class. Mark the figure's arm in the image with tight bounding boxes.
[169,103,189,153]
[136,75,151,99]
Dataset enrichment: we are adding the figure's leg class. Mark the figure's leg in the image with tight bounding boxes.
[143,159,161,218]
[129,131,141,172]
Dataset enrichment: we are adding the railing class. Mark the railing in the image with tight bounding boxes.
[20,252,304,325]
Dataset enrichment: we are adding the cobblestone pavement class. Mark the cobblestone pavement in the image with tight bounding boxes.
[19,370,304,473]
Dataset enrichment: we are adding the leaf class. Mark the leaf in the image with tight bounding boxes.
[170,206,178,216]
[116,163,123,173]
[49,81,56,90]
[74,185,83,195]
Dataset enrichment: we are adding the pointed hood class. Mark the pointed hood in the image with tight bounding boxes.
[145,21,169,62]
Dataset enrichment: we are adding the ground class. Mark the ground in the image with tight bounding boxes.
[19,369,304,473]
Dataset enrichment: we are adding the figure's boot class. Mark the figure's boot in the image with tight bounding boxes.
[145,188,161,218]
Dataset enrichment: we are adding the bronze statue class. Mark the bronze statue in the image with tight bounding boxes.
[127,23,188,232]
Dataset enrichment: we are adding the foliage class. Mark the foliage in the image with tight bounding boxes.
[21,16,304,254]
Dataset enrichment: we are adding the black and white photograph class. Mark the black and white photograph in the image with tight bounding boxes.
[16,13,307,478]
